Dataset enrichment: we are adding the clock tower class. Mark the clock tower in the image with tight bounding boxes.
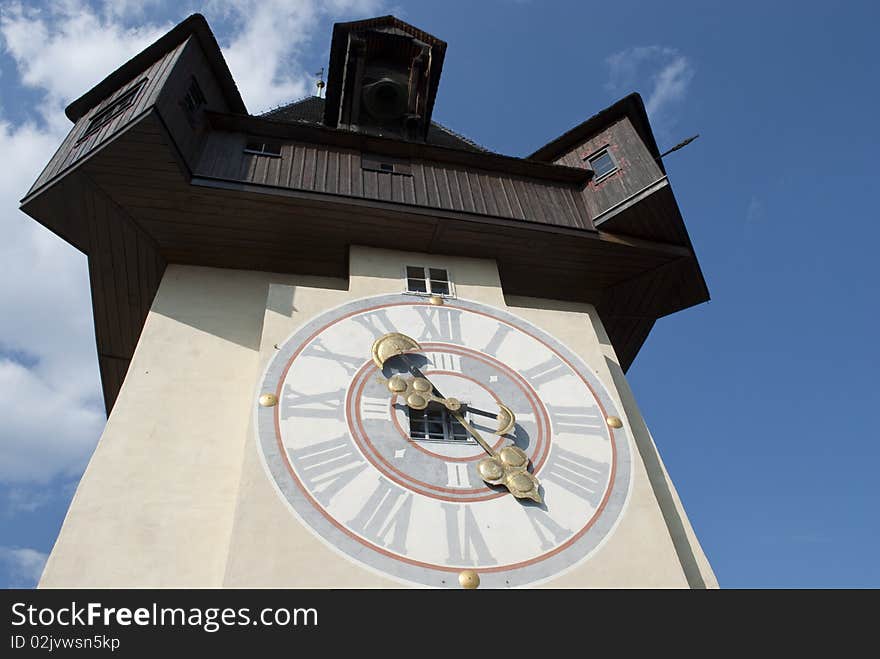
[21,14,717,588]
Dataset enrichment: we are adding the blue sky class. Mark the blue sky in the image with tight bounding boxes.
[1,0,877,588]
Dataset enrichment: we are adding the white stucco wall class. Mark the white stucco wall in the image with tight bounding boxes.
[39,246,716,588]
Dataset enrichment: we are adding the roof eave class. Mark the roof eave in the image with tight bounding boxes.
[65,13,246,122]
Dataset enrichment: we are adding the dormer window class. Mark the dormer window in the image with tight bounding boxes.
[405,266,453,297]
[244,139,282,157]
[77,79,147,143]
[586,147,618,182]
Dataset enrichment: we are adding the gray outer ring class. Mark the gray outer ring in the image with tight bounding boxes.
[255,293,632,588]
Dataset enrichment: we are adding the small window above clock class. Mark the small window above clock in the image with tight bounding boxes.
[76,78,147,144]
[405,266,453,297]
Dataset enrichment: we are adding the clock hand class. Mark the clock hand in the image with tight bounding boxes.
[395,353,516,435]
[384,369,542,504]
[372,331,541,503]
[458,404,516,436]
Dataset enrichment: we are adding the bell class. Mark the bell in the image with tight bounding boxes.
[362,77,407,121]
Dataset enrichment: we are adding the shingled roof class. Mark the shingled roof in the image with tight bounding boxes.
[260,96,489,153]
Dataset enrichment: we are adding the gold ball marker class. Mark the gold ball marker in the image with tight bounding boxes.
[429,295,444,306]
[259,393,278,407]
[606,416,623,429]
[458,570,480,589]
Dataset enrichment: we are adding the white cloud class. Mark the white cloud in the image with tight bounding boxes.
[0,0,384,487]
[0,2,172,131]
[101,0,169,21]
[645,54,693,118]
[211,0,383,113]
[2,486,53,516]
[0,546,48,587]
[0,117,105,485]
[0,360,104,483]
[605,45,694,133]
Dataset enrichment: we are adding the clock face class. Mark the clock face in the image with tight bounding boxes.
[255,294,631,587]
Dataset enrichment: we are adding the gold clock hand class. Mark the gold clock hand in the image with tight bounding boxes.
[372,332,542,503]
[385,372,542,504]
[395,354,516,435]
[461,403,516,436]
[385,372,492,452]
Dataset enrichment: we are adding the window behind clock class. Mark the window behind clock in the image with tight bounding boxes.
[408,406,472,443]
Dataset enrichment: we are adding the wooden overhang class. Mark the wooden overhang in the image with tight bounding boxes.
[19,14,709,414]
[529,92,709,292]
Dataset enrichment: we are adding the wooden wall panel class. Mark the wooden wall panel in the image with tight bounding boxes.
[195,131,588,229]
[155,36,232,173]
[62,171,167,414]
[553,116,665,222]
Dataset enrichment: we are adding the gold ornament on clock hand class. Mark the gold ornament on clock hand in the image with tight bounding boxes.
[371,332,542,503]
[371,332,423,369]
[386,374,463,414]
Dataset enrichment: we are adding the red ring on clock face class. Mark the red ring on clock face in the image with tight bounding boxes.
[346,343,551,503]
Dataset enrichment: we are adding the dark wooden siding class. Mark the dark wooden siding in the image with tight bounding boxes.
[553,116,664,222]
[155,37,231,172]
[26,38,187,197]
[66,170,166,413]
[195,132,590,229]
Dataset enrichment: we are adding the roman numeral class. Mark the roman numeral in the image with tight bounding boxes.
[415,307,463,343]
[441,503,497,566]
[481,323,514,357]
[544,446,609,507]
[446,463,471,488]
[360,396,390,420]
[281,386,346,420]
[348,478,413,554]
[302,337,365,376]
[289,435,367,507]
[425,352,461,372]
[519,356,570,387]
[547,404,602,436]
[352,309,397,339]
[526,508,572,550]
